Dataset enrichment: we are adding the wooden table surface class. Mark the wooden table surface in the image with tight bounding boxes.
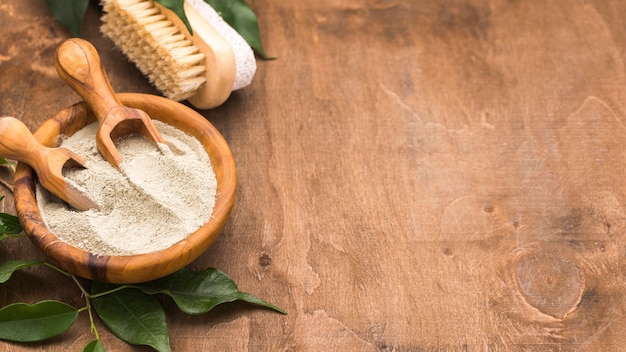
[2,0,626,350]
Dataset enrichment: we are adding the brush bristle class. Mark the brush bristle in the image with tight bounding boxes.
[100,0,206,101]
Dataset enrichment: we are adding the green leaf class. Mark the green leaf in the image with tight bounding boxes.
[92,283,171,352]
[45,0,90,37]
[0,300,78,342]
[0,212,23,236]
[135,268,286,315]
[0,260,43,283]
[154,0,194,34]
[204,0,273,59]
[83,339,107,352]
[0,158,15,172]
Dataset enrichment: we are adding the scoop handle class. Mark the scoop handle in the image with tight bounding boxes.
[55,38,120,122]
[0,117,48,171]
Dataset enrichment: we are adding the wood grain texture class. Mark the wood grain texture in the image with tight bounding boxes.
[1,0,626,350]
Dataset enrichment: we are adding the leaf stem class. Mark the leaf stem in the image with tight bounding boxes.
[71,274,89,296]
[43,262,72,277]
[1,233,26,239]
[88,285,130,299]
[0,178,13,193]
[5,161,15,174]
[84,294,100,340]
[39,262,104,341]
[75,278,101,340]
[70,274,102,340]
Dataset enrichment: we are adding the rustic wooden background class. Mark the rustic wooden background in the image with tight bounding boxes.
[2,0,626,350]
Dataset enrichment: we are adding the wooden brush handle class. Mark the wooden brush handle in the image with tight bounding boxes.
[0,117,49,171]
[55,38,120,121]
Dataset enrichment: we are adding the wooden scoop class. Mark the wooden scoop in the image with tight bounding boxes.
[0,117,98,211]
[54,38,165,168]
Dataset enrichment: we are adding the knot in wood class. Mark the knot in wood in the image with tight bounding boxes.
[258,254,272,267]
[514,251,585,319]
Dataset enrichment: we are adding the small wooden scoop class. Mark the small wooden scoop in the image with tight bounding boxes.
[0,117,98,211]
[54,38,165,168]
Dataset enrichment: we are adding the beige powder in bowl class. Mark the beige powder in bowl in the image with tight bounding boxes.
[36,120,217,256]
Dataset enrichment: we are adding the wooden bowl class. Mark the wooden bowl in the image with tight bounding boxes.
[13,93,236,284]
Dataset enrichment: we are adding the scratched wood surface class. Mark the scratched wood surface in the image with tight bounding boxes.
[2,0,626,350]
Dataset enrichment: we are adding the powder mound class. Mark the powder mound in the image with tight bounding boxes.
[36,121,217,256]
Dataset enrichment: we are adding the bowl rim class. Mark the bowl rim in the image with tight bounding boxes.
[14,93,237,283]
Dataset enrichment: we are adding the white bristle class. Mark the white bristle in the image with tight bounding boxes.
[101,0,206,101]
[161,35,189,47]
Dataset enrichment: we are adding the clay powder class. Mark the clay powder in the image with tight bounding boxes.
[36,120,217,256]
